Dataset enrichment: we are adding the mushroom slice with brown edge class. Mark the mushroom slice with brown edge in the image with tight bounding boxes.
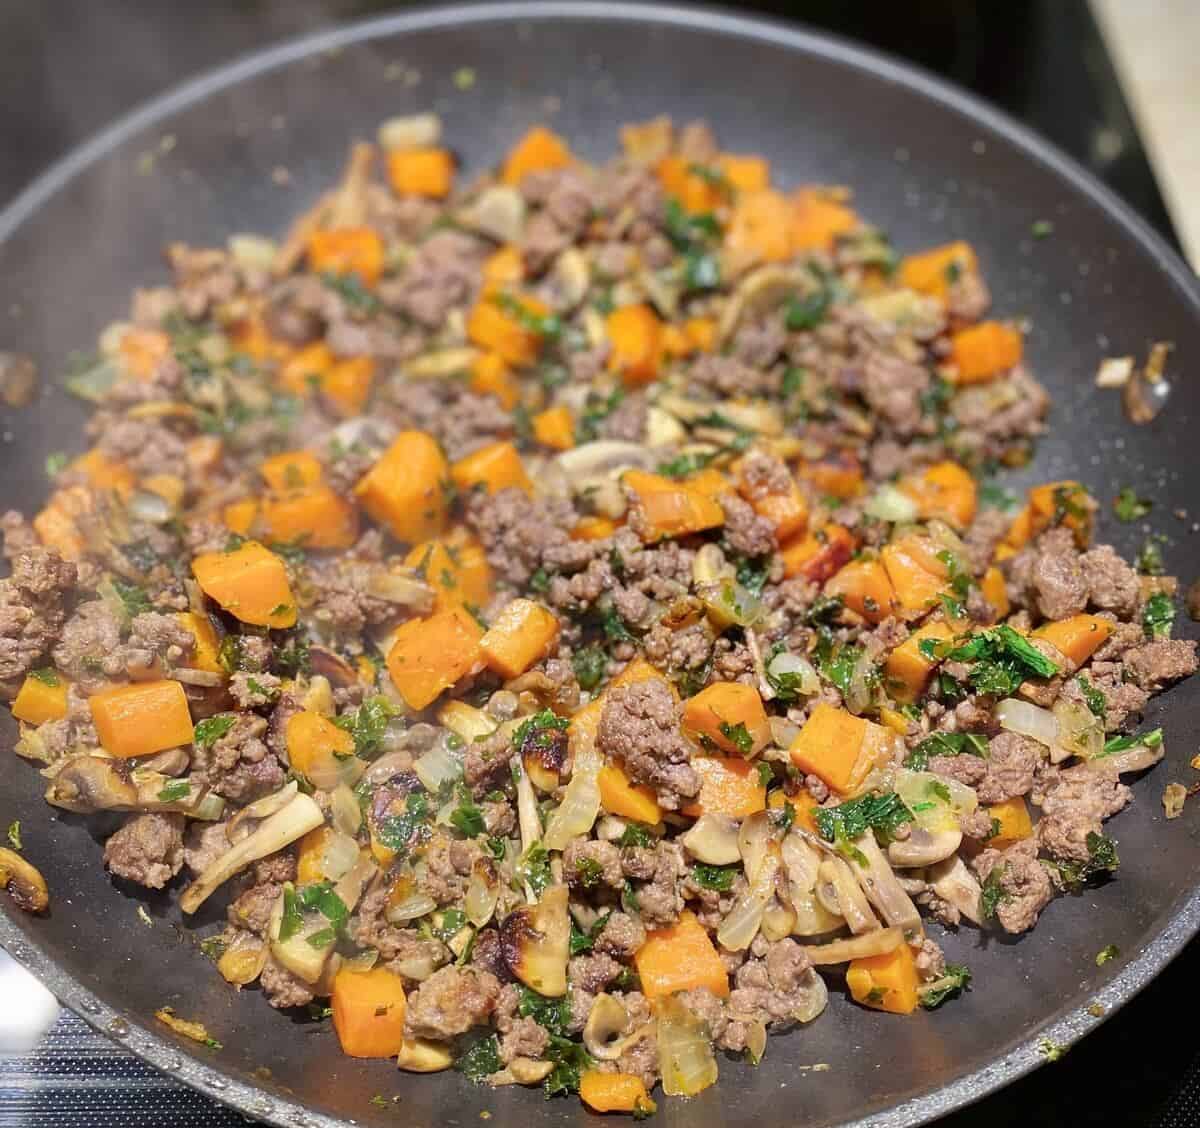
[180,791,324,914]
[926,854,984,927]
[847,832,922,933]
[500,883,570,996]
[0,848,48,913]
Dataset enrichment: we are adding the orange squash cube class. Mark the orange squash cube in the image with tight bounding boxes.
[598,763,663,825]
[192,541,296,628]
[306,227,384,287]
[451,441,532,497]
[386,147,454,198]
[386,606,484,710]
[90,680,194,759]
[681,756,767,819]
[354,430,449,544]
[847,942,920,1015]
[789,702,877,797]
[259,450,323,491]
[12,672,69,725]
[501,126,572,186]
[635,911,729,999]
[480,598,560,679]
[261,485,359,550]
[606,304,664,386]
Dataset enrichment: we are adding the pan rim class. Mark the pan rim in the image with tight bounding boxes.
[1,3,1199,1126]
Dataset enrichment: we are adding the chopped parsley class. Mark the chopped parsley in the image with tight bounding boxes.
[979,480,1020,512]
[572,645,608,692]
[449,787,485,838]
[528,566,551,594]
[456,1034,503,1083]
[6,821,21,851]
[903,731,988,771]
[569,911,611,956]
[919,963,971,1009]
[734,553,772,597]
[278,881,349,943]
[1045,832,1119,892]
[333,696,397,760]
[1037,1037,1068,1063]
[1030,219,1055,239]
[1101,727,1162,755]
[813,627,868,699]
[663,198,721,252]
[575,388,625,443]
[157,779,191,803]
[45,451,69,478]
[785,285,832,331]
[374,791,433,860]
[979,865,1010,919]
[717,721,754,756]
[28,667,60,687]
[434,908,468,942]
[764,644,807,704]
[485,835,508,861]
[1113,487,1152,522]
[111,578,153,618]
[516,842,553,897]
[495,293,562,341]
[543,1035,594,1097]
[919,624,1059,696]
[599,602,637,644]
[1096,944,1120,966]
[617,822,655,849]
[514,710,570,758]
[691,863,738,892]
[1076,675,1107,719]
[192,714,236,749]
[320,270,381,314]
[1143,591,1175,639]
[683,250,721,292]
[198,935,227,962]
[1135,536,1166,576]
[574,857,604,889]
[814,792,913,851]
[274,634,311,677]
[517,986,571,1035]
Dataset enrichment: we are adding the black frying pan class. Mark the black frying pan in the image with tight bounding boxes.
[1,5,1198,1127]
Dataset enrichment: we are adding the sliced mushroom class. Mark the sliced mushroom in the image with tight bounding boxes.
[44,756,138,813]
[556,440,658,497]
[645,405,688,448]
[459,186,526,244]
[681,814,741,865]
[327,141,375,229]
[499,883,570,996]
[308,647,361,690]
[226,782,300,844]
[365,569,437,612]
[803,924,904,965]
[217,930,268,986]
[926,854,984,926]
[815,856,878,935]
[403,348,479,380]
[397,1037,455,1073]
[583,993,630,1061]
[886,825,963,868]
[492,1057,556,1086]
[848,832,922,932]
[717,264,808,344]
[0,848,48,913]
[180,792,324,914]
[551,248,590,310]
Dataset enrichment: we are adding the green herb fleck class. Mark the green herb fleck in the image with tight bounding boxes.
[980,865,1010,919]
[1030,219,1054,239]
[903,731,988,771]
[572,645,608,692]
[617,822,655,849]
[333,696,397,760]
[1113,487,1152,522]
[1143,591,1175,639]
[6,821,21,851]
[919,963,971,1009]
[28,667,60,687]
[1038,1037,1068,1062]
[157,779,191,803]
[45,451,69,478]
[449,787,485,838]
[516,842,553,897]
[1095,944,1119,967]
[1076,676,1107,719]
[193,714,236,749]
[691,863,738,891]
[457,1034,502,1083]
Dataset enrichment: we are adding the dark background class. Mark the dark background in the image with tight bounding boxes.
[0,1,1192,1126]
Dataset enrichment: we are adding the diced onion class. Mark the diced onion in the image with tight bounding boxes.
[656,995,719,1097]
[329,783,362,837]
[863,483,919,524]
[1089,738,1165,775]
[515,762,542,860]
[717,853,778,951]
[803,925,904,965]
[996,697,1058,749]
[737,811,772,881]
[788,888,844,936]
[702,581,762,630]
[414,744,463,794]
[385,889,438,924]
[465,860,499,928]
[843,648,877,716]
[1051,698,1103,763]
[765,650,820,698]
[768,716,801,750]
[128,489,173,524]
[1164,782,1187,819]
[745,1020,767,1066]
[319,831,360,882]
[378,112,442,152]
[217,931,267,985]
[895,767,978,832]
[542,741,600,851]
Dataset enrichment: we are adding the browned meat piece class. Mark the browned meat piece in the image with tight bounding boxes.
[192,714,285,804]
[0,549,77,695]
[727,938,821,1027]
[627,842,685,928]
[598,680,698,811]
[103,813,185,889]
[689,354,777,398]
[521,211,571,274]
[563,839,624,892]
[183,821,229,876]
[464,728,515,793]
[167,243,239,320]
[731,313,787,367]
[928,753,986,788]
[227,881,283,937]
[97,418,188,477]
[860,347,930,436]
[1123,640,1198,690]
[914,937,947,981]
[251,853,297,886]
[971,839,1054,934]
[466,487,583,589]
[403,965,501,1040]
[600,391,648,442]
[962,508,1012,575]
[568,953,622,993]
[1030,527,1088,622]
[736,448,793,500]
[260,957,315,1010]
[499,1015,549,1064]
[51,601,124,692]
[386,380,512,462]
[125,612,195,673]
[380,230,486,327]
[720,494,777,557]
[678,986,752,1054]
[1035,762,1131,862]
[1079,545,1140,617]
[976,732,1041,804]
[594,911,646,960]
[0,511,38,563]
[354,886,449,969]
[229,671,282,709]
[946,270,991,322]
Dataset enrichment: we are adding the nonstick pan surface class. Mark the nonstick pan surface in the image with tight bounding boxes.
[1,5,1198,1127]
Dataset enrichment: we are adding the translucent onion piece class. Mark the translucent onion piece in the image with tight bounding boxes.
[789,888,845,936]
[760,898,797,942]
[385,889,438,924]
[768,716,802,751]
[996,697,1058,749]
[414,743,463,794]
[319,831,360,882]
[437,700,498,743]
[702,581,763,630]
[657,995,719,1098]
[516,762,542,862]
[843,647,877,716]
[1164,782,1188,819]
[366,570,436,609]
[804,925,904,965]
[465,860,500,928]
[894,768,978,832]
[717,853,778,951]
[737,811,773,882]
[1051,698,1103,763]
[863,483,919,524]
[128,489,173,524]
[926,855,984,926]
[542,741,601,852]
[330,783,362,837]
[745,1020,767,1065]
[765,650,820,698]
[682,814,742,865]
[1089,738,1165,775]
[389,951,440,981]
